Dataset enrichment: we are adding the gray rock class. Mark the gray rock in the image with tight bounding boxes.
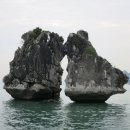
[3,28,64,100]
[123,70,130,85]
[3,28,128,102]
[65,30,128,102]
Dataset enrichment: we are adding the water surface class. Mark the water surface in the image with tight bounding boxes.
[0,84,130,130]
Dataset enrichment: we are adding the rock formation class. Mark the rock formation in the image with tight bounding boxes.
[65,30,128,102]
[123,70,130,85]
[3,28,128,102]
[3,28,65,100]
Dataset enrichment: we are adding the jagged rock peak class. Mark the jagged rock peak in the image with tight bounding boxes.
[3,27,65,100]
[3,28,128,102]
[64,30,96,61]
[77,30,89,40]
[65,30,128,102]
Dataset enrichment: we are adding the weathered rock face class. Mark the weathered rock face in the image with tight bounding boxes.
[3,28,65,100]
[65,30,128,102]
[3,28,128,102]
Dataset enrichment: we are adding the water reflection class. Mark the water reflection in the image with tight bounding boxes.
[2,99,130,130]
[2,99,64,130]
[64,103,127,130]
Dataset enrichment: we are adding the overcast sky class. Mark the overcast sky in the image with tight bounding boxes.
[0,0,130,81]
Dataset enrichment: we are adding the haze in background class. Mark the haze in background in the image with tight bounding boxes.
[0,0,130,82]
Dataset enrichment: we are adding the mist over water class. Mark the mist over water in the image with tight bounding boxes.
[0,80,130,130]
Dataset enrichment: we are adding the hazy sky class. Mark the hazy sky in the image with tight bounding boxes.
[0,0,130,80]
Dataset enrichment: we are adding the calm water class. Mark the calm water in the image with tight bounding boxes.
[0,83,130,130]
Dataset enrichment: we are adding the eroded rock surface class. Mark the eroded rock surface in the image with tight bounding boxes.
[3,28,65,100]
[3,28,128,102]
[65,30,128,102]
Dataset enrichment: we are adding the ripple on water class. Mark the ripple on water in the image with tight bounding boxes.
[0,85,130,130]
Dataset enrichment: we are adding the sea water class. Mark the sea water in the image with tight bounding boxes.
[0,83,130,130]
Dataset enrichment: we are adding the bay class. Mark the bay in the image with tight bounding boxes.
[0,82,130,130]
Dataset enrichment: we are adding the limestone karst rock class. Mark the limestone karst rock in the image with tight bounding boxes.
[3,28,128,102]
[65,30,128,102]
[3,28,65,100]
[123,71,130,85]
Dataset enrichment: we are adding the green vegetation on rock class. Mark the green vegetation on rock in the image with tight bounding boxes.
[32,27,42,39]
[85,47,97,56]
[21,27,42,43]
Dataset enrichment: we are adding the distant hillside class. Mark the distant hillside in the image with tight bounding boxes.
[123,71,130,85]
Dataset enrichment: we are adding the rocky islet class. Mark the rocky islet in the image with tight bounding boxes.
[3,28,65,100]
[3,28,128,102]
[65,30,128,102]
